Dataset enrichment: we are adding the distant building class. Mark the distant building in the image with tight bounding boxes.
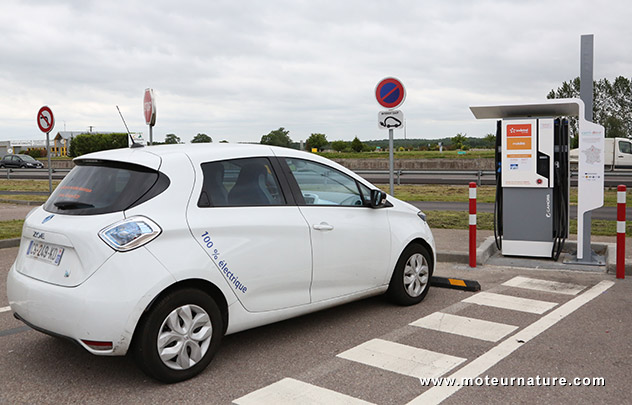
[52,131,83,156]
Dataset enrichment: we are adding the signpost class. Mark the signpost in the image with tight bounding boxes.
[376,77,406,195]
[36,106,54,193]
[144,88,156,145]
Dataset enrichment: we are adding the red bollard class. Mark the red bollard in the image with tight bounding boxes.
[617,185,626,279]
[469,182,477,268]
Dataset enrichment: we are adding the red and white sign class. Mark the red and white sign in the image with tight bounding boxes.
[375,77,406,109]
[37,106,55,133]
[144,88,156,126]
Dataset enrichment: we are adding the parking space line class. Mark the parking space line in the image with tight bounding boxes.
[337,338,466,379]
[407,280,615,405]
[502,276,586,295]
[410,312,518,342]
[232,377,375,405]
[462,292,557,314]
[0,306,11,313]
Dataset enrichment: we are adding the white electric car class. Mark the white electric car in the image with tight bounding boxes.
[7,143,435,383]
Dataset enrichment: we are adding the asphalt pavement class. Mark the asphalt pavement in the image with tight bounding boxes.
[1,246,630,404]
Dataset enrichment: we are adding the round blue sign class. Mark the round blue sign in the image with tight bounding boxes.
[375,77,406,109]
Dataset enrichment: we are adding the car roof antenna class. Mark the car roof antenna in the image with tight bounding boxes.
[116,105,144,148]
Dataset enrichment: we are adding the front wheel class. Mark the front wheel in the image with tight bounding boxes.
[133,288,223,383]
[387,243,433,306]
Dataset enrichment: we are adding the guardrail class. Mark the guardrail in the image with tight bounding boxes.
[354,169,496,186]
[354,169,632,186]
[1,168,72,180]
[2,167,631,186]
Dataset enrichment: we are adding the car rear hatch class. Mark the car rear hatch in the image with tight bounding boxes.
[15,152,165,287]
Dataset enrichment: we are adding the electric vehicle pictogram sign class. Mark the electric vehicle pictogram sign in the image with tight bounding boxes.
[375,77,406,109]
[37,106,55,133]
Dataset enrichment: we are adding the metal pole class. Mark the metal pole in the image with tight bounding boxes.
[46,131,52,193]
[389,128,394,195]
[149,125,153,146]
[580,34,594,261]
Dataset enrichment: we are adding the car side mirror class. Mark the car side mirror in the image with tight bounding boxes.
[369,189,387,208]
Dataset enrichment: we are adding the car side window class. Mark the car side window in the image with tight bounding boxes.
[619,141,631,155]
[285,158,365,206]
[198,157,285,207]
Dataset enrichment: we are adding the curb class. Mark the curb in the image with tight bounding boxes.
[436,236,499,266]
[0,239,20,249]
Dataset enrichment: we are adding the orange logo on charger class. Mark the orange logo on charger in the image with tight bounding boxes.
[507,124,531,137]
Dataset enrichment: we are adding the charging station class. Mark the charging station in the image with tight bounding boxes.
[470,99,603,261]
[494,117,570,259]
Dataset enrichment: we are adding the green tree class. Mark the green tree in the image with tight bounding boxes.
[547,76,632,139]
[331,140,348,152]
[450,133,468,150]
[306,133,328,151]
[260,127,292,148]
[164,134,181,144]
[351,136,364,153]
[484,133,496,149]
[68,133,128,157]
[191,133,212,143]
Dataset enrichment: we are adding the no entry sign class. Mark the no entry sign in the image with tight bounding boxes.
[375,77,406,109]
[37,106,55,133]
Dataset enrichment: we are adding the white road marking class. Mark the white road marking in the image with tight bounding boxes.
[502,276,585,295]
[337,338,466,379]
[407,280,615,405]
[462,292,557,314]
[0,306,11,313]
[410,312,518,342]
[232,377,375,405]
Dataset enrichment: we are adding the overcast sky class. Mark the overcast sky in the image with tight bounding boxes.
[1,0,630,144]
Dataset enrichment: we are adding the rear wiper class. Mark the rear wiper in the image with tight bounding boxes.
[53,201,95,210]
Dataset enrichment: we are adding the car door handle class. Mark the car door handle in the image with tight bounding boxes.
[313,222,334,231]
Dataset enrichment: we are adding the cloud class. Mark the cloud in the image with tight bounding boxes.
[1,0,630,143]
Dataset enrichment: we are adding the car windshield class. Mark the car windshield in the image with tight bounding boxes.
[18,155,38,162]
[44,160,163,215]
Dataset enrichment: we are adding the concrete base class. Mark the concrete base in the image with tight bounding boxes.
[438,236,631,276]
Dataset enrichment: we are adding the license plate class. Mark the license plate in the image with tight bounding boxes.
[26,240,65,266]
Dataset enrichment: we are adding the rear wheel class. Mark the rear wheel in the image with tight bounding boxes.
[133,288,223,383]
[387,244,433,306]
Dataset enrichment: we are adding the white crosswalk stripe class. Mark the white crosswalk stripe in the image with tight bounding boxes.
[502,276,586,295]
[410,312,518,342]
[462,291,557,314]
[337,338,466,380]
[233,378,375,405]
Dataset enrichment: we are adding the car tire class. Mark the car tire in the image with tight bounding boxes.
[132,288,223,383]
[386,243,433,306]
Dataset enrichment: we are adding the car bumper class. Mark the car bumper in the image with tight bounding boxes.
[7,247,176,356]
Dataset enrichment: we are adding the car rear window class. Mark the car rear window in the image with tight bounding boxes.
[44,160,169,215]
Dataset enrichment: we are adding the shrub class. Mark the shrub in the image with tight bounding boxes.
[68,133,129,157]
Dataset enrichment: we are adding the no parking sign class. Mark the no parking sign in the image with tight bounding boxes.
[375,77,406,109]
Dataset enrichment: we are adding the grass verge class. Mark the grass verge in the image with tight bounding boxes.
[426,210,627,237]
[0,220,24,240]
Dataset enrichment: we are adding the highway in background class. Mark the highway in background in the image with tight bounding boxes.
[3,168,632,187]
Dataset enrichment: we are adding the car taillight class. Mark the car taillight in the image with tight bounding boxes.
[81,340,113,351]
[98,216,161,252]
